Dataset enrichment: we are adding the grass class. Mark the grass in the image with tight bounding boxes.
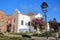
[0,35,32,40]
[9,32,32,35]
[31,30,58,37]
[58,32,60,38]
[0,32,33,40]
[0,30,59,40]
[32,32,52,37]
[0,35,19,40]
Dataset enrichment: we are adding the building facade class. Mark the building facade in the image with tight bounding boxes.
[6,15,13,32]
[0,10,43,33]
[12,9,43,33]
[0,11,8,32]
[0,11,13,33]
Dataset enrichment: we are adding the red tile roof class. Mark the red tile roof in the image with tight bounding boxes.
[27,12,34,16]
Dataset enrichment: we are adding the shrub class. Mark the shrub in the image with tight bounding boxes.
[9,32,31,35]
[32,31,52,37]
[0,35,32,40]
[58,33,60,38]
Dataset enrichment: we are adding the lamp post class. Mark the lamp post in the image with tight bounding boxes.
[41,2,48,39]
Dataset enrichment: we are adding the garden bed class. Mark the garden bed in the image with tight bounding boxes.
[0,35,31,40]
[58,32,60,38]
[31,30,58,37]
[9,32,32,35]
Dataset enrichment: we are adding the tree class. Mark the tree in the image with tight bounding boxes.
[31,18,45,33]
[49,18,59,32]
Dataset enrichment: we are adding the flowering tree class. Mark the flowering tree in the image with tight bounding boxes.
[49,18,59,32]
[31,18,45,33]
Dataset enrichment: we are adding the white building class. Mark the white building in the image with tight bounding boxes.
[12,9,43,33]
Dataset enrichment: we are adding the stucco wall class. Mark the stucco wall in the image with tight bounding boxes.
[17,14,31,32]
[12,9,43,33]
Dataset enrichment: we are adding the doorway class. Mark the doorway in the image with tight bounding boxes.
[7,24,11,32]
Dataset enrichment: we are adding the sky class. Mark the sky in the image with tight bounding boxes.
[0,0,60,22]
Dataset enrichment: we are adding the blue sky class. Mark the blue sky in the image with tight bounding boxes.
[0,0,60,22]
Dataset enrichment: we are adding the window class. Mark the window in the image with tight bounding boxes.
[21,20,23,25]
[7,24,11,32]
[28,22,30,26]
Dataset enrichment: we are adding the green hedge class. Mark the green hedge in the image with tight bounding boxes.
[0,35,31,40]
[32,30,60,37]
[32,30,57,37]
[0,36,19,40]
[32,31,52,37]
[9,32,31,35]
[58,33,60,38]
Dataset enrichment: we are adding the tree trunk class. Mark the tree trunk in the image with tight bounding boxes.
[37,27,40,33]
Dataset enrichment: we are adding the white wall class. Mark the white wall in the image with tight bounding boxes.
[17,14,31,32]
[13,9,43,33]
[12,10,18,32]
[34,13,42,19]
